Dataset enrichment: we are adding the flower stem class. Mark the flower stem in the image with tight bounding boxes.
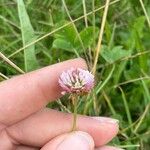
[71,95,78,131]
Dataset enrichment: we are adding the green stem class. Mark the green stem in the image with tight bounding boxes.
[71,95,78,131]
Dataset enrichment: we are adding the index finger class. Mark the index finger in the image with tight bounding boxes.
[0,58,87,125]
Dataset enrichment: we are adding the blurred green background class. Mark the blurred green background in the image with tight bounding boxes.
[0,0,150,149]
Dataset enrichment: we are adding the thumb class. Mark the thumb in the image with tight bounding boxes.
[41,131,95,150]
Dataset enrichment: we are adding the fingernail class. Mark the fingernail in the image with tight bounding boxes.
[92,117,119,124]
[56,131,94,150]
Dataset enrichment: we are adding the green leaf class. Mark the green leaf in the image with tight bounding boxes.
[133,16,146,37]
[54,21,77,45]
[75,26,99,49]
[126,16,146,49]
[101,46,131,63]
[52,38,73,52]
[17,0,39,71]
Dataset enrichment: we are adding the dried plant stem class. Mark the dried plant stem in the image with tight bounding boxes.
[134,103,150,133]
[82,0,88,27]
[92,0,110,75]
[71,95,78,131]
[0,72,9,80]
[0,52,25,74]
[139,0,150,28]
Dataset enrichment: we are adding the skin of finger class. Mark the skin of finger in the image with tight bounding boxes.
[95,146,124,150]
[16,145,39,150]
[41,131,94,150]
[7,109,119,147]
[0,123,6,132]
[0,129,18,150]
[0,58,87,125]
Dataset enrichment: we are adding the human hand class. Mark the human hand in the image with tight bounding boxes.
[0,58,121,150]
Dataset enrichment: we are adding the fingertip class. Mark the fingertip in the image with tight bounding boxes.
[76,57,87,69]
[63,58,87,70]
[92,117,119,146]
[77,116,119,147]
[41,131,94,150]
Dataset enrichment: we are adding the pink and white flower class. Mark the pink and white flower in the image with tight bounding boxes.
[59,68,94,95]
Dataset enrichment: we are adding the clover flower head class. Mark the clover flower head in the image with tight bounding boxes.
[59,68,94,95]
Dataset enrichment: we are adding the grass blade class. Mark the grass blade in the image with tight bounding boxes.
[17,0,39,71]
[96,64,115,94]
[119,87,133,132]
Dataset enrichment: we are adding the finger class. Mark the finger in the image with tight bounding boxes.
[41,131,94,150]
[7,109,119,147]
[0,58,87,125]
[95,146,124,150]
[0,122,6,132]
[16,145,39,150]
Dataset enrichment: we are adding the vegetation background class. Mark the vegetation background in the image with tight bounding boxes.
[0,0,150,149]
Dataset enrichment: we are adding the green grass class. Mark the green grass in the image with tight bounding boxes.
[0,0,150,149]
